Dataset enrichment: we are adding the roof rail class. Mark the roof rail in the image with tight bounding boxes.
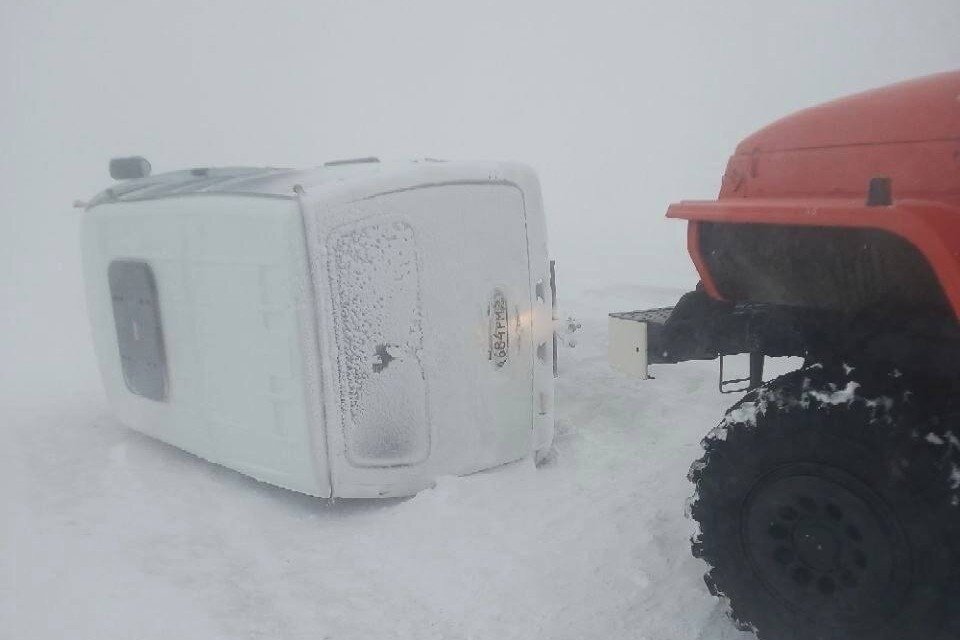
[324,156,380,167]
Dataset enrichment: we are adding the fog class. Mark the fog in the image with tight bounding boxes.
[2,0,958,401]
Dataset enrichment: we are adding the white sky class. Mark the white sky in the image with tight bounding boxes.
[2,0,958,399]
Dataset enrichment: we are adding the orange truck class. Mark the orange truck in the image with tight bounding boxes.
[611,71,960,639]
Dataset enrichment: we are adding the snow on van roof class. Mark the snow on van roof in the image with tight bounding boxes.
[87,158,447,207]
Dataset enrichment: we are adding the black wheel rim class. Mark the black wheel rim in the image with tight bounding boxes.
[741,463,911,629]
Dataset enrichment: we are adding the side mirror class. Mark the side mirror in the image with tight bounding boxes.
[109,156,152,180]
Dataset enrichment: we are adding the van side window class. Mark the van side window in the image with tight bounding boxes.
[108,260,168,402]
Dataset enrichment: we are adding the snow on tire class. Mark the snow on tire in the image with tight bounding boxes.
[687,365,960,640]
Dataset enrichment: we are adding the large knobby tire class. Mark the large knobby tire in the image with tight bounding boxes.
[689,366,960,640]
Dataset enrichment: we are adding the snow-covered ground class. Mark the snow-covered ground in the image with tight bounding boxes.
[4,283,800,640]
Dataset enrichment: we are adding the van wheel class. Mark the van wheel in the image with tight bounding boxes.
[688,366,960,640]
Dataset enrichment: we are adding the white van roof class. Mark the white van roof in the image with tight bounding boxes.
[88,157,451,207]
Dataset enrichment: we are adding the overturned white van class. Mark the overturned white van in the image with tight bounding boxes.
[81,157,556,498]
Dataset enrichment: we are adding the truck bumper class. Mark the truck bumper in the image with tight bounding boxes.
[609,290,813,378]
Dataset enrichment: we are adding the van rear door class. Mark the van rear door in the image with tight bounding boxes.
[310,183,535,497]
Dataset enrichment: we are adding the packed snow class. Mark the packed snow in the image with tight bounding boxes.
[4,282,803,640]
